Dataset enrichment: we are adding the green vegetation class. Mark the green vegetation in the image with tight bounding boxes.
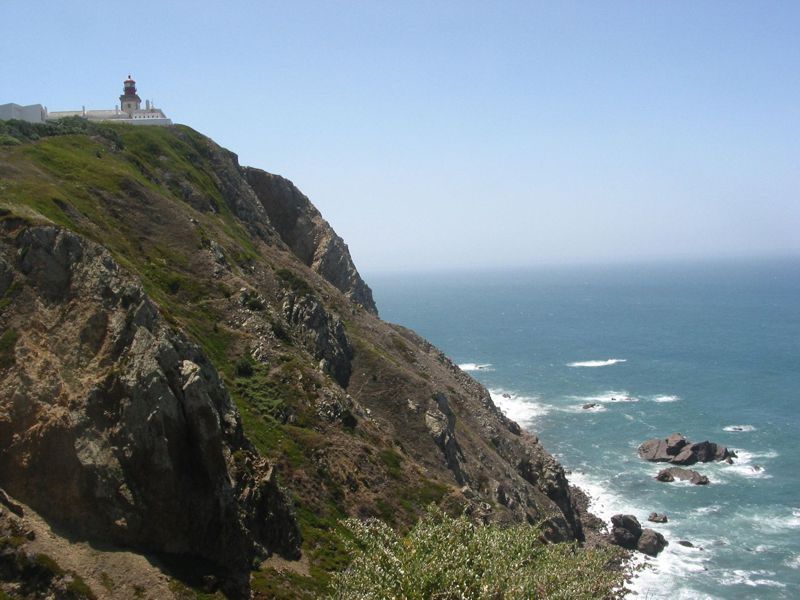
[276,268,314,296]
[329,507,628,600]
[234,360,315,426]
[0,117,124,148]
[235,354,255,377]
[378,449,403,480]
[167,579,226,599]
[0,328,18,369]
[65,575,96,599]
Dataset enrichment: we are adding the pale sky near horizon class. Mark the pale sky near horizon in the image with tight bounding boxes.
[2,1,799,272]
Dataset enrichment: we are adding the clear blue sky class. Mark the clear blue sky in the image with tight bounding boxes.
[3,1,799,272]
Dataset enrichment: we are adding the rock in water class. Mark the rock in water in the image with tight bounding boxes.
[648,512,668,523]
[639,433,736,465]
[637,528,668,556]
[656,467,710,485]
[610,514,643,550]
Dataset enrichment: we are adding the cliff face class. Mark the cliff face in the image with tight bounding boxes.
[0,120,593,598]
[244,168,378,315]
[0,224,299,596]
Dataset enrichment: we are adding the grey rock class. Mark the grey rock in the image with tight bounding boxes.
[245,168,378,314]
[0,226,301,592]
[656,467,709,485]
[648,512,668,523]
[637,528,668,556]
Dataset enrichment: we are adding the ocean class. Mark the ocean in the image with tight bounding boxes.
[368,258,800,599]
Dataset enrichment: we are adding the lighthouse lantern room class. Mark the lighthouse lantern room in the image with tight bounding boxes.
[120,75,141,115]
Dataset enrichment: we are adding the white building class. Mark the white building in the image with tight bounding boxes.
[1,77,172,126]
[0,103,47,123]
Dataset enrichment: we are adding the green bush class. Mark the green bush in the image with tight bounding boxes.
[329,507,628,599]
[235,355,255,377]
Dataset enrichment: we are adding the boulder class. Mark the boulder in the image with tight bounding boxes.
[610,514,643,550]
[665,433,688,455]
[671,446,699,466]
[639,434,736,465]
[637,528,668,556]
[582,403,599,410]
[656,467,709,485]
[637,439,671,462]
[677,540,694,547]
[648,512,668,523]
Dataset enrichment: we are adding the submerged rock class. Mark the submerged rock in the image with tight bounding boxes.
[656,467,709,485]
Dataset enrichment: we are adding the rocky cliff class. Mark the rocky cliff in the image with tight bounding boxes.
[0,119,597,598]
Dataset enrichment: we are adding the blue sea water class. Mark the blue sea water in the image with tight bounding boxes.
[368,259,800,599]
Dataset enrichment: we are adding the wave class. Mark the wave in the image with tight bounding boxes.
[786,555,800,569]
[567,358,626,368]
[718,569,787,589]
[567,470,713,599]
[489,390,549,425]
[568,390,638,404]
[651,394,680,403]
[723,424,757,432]
[703,448,777,481]
[458,362,494,372]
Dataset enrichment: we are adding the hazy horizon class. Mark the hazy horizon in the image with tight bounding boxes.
[3,1,799,271]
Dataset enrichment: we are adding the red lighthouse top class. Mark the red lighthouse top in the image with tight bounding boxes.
[122,75,137,96]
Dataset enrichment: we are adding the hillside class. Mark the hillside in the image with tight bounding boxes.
[0,119,607,598]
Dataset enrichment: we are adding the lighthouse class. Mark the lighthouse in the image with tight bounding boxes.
[119,75,141,115]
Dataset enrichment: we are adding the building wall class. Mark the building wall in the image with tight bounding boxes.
[0,103,46,123]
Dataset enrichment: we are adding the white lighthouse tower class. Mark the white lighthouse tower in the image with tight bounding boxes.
[119,75,141,115]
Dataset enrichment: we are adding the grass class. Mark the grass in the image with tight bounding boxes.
[0,328,18,369]
[378,449,404,480]
[276,268,314,296]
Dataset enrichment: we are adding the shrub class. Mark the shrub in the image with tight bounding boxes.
[329,507,628,599]
[235,355,255,377]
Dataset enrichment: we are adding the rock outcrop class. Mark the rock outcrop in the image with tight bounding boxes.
[0,226,299,596]
[638,433,736,465]
[608,514,668,557]
[244,168,378,314]
[656,467,710,485]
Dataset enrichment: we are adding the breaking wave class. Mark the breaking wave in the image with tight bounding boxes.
[723,424,757,432]
[458,362,494,372]
[489,390,549,425]
[567,358,626,368]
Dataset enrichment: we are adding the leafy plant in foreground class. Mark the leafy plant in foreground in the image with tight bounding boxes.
[329,507,628,599]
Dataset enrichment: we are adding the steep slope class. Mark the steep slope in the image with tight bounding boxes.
[0,119,598,598]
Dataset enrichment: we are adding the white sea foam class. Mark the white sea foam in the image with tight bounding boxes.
[562,403,608,413]
[651,394,681,403]
[568,470,714,599]
[702,448,777,481]
[458,362,494,372]
[718,569,787,588]
[489,390,549,425]
[567,358,627,368]
[736,507,800,533]
[693,504,722,515]
[785,554,800,569]
[723,424,757,432]
[569,390,638,404]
